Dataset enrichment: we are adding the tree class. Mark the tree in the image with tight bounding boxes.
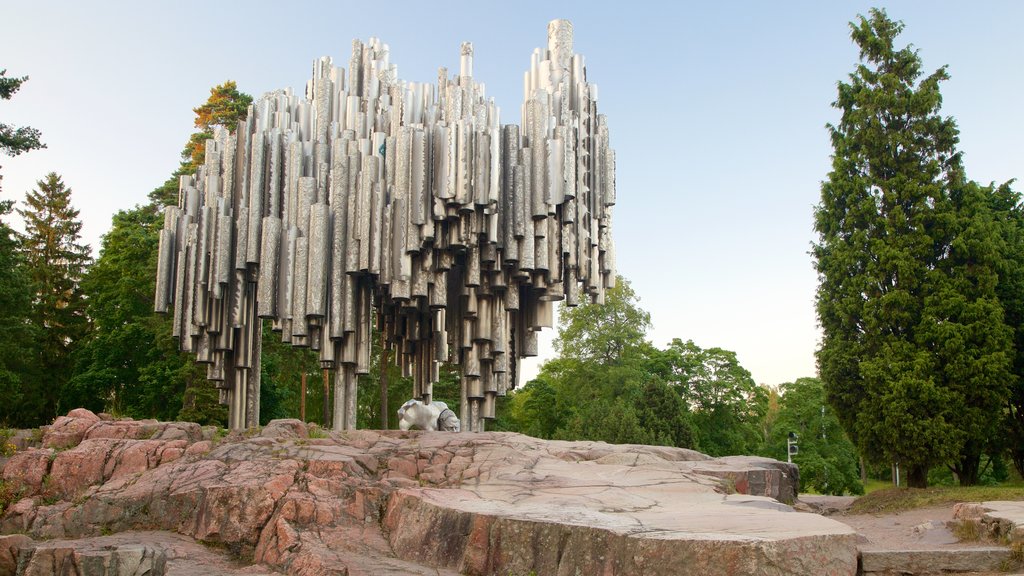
[768,378,863,496]
[501,277,697,449]
[67,205,211,421]
[146,81,254,208]
[17,173,91,423]
[0,200,37,426]
[0,69,45,157]
[658,339,767,456]
[1,68,45,195]
[987,182,1024,478]
[813,9,1013,487]
[555,277,651,364]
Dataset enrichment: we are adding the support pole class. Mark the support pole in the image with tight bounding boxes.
[300,372,307,422]
[322,368,330,427]
[380,329,389,429]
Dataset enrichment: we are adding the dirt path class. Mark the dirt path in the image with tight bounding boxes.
[798,495,1024,576]
[799,495,992,551]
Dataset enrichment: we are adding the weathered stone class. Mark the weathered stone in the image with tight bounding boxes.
[260,419,308,439]
[0,533,32,575]
[43,409,100,449]
[860,547,1014,574]
[954,500,1024,544]
[3,421,861,575]
[1,448,52,494]
[84,419,203,443]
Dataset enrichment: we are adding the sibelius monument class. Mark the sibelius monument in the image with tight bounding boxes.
[154,20,616,431]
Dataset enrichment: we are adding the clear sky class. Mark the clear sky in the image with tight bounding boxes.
[2,1,1022,387]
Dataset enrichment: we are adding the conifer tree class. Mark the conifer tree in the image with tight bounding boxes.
[17,172,91,423]
[0,199,37,425]
[814,9,1013,487]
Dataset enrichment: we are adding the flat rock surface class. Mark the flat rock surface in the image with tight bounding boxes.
[1,410,861,575]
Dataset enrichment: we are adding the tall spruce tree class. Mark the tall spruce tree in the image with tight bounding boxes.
[17,172,91,423]
[814,9,1012,487]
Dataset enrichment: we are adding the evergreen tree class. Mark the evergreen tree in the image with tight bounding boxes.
[813,9,1012,487]
[0,71,42,123]
[984,182,1024,478]
[1,68,45,192]
[0,200,37,426]
[17,173,91,423]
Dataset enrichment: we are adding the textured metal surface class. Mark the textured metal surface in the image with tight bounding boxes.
[155,19,615,431]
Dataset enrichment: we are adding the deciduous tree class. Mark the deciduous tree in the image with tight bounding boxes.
[768,378,863,495]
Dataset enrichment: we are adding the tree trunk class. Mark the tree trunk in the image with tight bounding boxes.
[955,449,981,487]
[907,464,928,488]
[1011,446,1024,481]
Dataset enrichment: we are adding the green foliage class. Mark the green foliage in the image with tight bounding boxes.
[180,81,253,178]
[259,322,318,426]
[0,69,45,159]
[985,183,1024,479]
[767,378,863,495]
[657,339,767,456]
[814,9,1013,487]
[149,82,251,207]
[16,173,90,425]
[555,278,651,363]
[68,205,209,422]
[501,278,697,449]
[0,200,37,426]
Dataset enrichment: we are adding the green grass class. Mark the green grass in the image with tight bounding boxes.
[849,485,1024,515]
[863,478,892,494]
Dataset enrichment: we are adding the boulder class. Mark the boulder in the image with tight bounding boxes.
[1,448,53,494]
[42,409,100,449]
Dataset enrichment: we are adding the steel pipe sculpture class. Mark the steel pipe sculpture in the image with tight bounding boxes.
[155,19,616,431]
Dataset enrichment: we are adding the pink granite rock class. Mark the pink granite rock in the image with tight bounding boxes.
[260,419,308,439]
[0,533,32,575]
[2,419,860,575]
[43,409,100,449]
[1,447,53,494]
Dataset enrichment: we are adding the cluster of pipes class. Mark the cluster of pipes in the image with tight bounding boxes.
[154,19,616,431]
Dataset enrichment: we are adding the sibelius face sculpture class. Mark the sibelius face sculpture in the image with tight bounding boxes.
[154,20,616,431]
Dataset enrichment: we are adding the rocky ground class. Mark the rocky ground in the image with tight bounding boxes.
[0,409,866,575]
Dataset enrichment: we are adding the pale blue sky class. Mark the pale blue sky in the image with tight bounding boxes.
[2,1,1022,386]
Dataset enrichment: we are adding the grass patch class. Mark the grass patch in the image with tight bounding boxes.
[307,425,329,439]
[949,518,982,542]
[862,478,891,494]
[850,485,1024,515]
